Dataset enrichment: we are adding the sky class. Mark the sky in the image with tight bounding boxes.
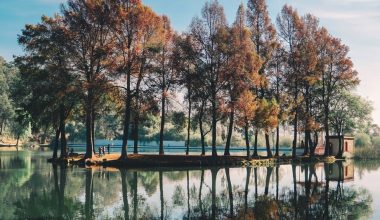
[1,0,380,124]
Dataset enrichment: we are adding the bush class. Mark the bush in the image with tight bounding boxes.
[372,136,380,148]
[279,136,292,148]
[355,133,372,148]
[354,146,380,159]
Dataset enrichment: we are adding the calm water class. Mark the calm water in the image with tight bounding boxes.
[0,151,378,219]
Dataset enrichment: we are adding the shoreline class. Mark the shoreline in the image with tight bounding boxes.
[47,153,339,168]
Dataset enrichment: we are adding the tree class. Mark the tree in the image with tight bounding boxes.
[247,0,278,158]
[151,16,177,155]
[223,3,261,156]
[62,0,115,159]
[189,0,229,157]
[276,5,303,158]
[17,15,77,158]
[320,36,359,156]
[330,90,372,157]
[0,57,16,136]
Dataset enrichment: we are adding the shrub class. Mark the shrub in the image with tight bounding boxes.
[354,146,380,159]
[355,133,372,148]
[279,136,292,148]
[372,136,380,148]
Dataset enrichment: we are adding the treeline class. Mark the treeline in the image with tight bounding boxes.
[14,0,372,159]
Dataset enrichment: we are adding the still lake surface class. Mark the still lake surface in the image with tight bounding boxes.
[0,151,378,219]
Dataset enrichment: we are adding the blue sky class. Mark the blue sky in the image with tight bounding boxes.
[1,0,380,125]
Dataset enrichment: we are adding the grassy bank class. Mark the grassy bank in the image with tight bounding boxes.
[354,147,380,159]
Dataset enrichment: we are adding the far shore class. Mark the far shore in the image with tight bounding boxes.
[47,153,338,169]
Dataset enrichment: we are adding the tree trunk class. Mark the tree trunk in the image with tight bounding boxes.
[292,110,298,158]
[59,105,67,158]
[121,72,132,159]
[252,129,258,157]
[265,132,273,158]
[199,106,206,156]
[244,119,250,159]
[133,113,139,154]
[275,125,280,157]
[337,131,343,158]
[53,128,60,159]
[224,107,234,156]
[159,92,166,155]
[186,96,191,155]
[211,98,218,157]
[84,88,93,159]
[91,108,95,154]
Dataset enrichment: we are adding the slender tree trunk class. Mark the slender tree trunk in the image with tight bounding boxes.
[265,132,272,158]
[91,108,95,154]
[84,88,93,159]
[303,130,310,156]
[244,119,250,159]
[199,106,205,156]
[293,110,298,158]
[253,129,258,157]
[133,113,139,154]
[292,80,299,158]
[53,128,60,159]
[121,73,132,159]
[186,96,191,155]
[224,107,234,156]
[337,131,343,158]
[120,169,129,220]
[275,125,280,157]
[211,97,218,157]
[59,105,67,158]
[159,91,166,155]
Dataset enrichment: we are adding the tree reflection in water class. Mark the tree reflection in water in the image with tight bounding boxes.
[0,152,374,219]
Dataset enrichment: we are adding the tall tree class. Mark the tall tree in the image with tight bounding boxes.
[189,0,229,157]
[62,0,115,159]
[247,0,278,158]
[277,5,303,158]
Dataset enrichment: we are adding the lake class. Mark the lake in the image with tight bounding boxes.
[0,151,377,219]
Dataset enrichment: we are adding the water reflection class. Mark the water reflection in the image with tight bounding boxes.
[0,152,374,219]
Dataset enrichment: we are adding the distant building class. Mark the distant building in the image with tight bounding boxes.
[314,136,355,157]
[328,136,355,158]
